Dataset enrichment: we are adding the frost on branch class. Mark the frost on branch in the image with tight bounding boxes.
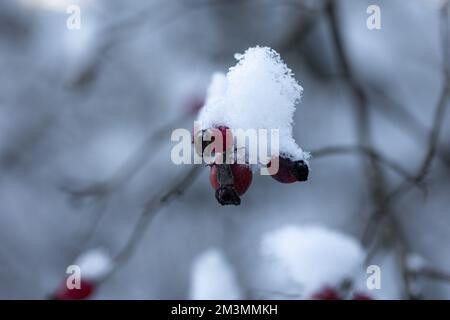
[260,225,365,298]
[189,248,242,300]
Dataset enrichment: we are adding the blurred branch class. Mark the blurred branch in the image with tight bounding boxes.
[62,114,188,201]
[0,116,54,171]
[312,145,425,192]
[325,0,446,300]
[366,84,450,168]
[278,5,325,53]
[326,0,386,209]
[362,0,450,246]
[326,0,392,252]
[98,165,202,283]
[61,112,193,246]
[411,267,450,283]
[70,0,319,89]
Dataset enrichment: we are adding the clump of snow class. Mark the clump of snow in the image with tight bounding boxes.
[260,225,364,297]
[189,248,242,300]
[406,253,428,272]
[75,248,112,281]
[197,46,308,161]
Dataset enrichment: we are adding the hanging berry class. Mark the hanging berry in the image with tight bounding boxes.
[269,156,309,183]
[210,164,252,205]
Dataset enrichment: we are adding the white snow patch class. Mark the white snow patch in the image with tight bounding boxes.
[260,225,364,297]
[406,253,428,272]
[197,46,308,161]
[189,248,242,300]
[75,248,112,281]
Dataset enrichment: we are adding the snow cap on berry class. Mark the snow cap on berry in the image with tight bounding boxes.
[74,248,112,281]
[197,46,309,163]
[260,225,364,297]
[189,248,242,300]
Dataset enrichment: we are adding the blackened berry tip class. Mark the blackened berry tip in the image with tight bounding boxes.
[215,187,241,206]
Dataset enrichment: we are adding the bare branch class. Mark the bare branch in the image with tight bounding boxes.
[362,1,450,246]
[312,145,424,191]
[97,165,202,284]
[412,267,450,283]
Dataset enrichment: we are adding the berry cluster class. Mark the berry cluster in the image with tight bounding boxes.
[194,126,309,206]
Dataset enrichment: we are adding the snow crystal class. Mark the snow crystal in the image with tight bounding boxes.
[189,248,242,300]
[197,46,308,161]
[75,248,112,281]
[260,225,365,297]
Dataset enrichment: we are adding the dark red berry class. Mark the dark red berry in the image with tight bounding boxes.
[53,279,94,300]
[310,287,341,300]
[352,292,373,300]
[269,157,309,184]
[210,164,252,196]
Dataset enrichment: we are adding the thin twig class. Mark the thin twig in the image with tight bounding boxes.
[361,1,450,246]
[312,145,424,191]
[62,113,194,249]
[97,165,202,284]
[366,84,450,168]
[62,113,189,201]
[326,0,387,212]
[412,267,450,283]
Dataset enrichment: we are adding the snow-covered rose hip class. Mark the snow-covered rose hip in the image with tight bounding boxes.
[196,46,311,205]
[268,156,309,183]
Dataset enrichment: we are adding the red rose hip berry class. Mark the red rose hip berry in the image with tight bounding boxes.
[310,287,341,300]
[210,164,252,196]
[53,279,95,300]
[269,157,309,184]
